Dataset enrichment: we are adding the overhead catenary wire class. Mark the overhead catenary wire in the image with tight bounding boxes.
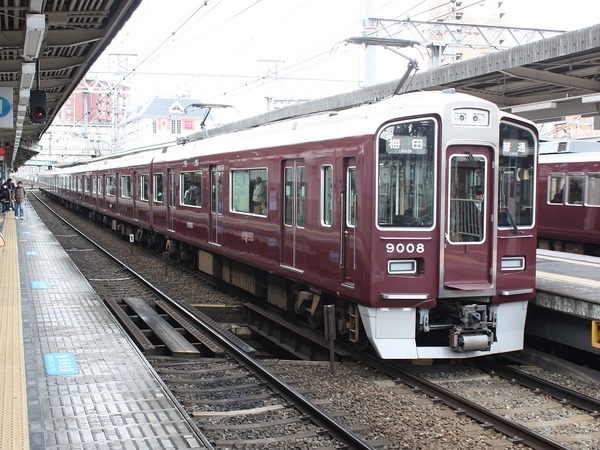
[49,0,499,151]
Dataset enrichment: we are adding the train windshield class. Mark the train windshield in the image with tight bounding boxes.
[498,122,536,228]
[377,119,435,228]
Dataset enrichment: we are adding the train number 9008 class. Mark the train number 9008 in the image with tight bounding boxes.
[385,243,425,254]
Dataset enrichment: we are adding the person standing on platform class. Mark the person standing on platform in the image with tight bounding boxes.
[14,180,27,220]
[6,177,15,210]
[1,182,11,214]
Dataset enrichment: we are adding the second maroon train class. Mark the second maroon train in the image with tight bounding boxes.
[38,90,539,360]
[538,140,600,256]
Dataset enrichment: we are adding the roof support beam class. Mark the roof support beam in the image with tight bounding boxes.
[501,66,600,93]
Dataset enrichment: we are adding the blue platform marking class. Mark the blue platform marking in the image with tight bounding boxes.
[44,353,79,376]
[26,251,38,256]
[31,281,50,289]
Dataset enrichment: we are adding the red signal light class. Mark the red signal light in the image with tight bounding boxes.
[32,107,46,121]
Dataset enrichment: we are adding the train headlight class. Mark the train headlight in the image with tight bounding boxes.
[388,260,417,274]
[452,108,489,126]
[501,256,525,271]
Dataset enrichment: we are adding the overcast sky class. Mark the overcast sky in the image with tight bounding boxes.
[90,0,599,117]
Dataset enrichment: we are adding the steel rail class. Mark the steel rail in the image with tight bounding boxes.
[477,358,600,415]
[352,351,572,450]
[33,193,375,450]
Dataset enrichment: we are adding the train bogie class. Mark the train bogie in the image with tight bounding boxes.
[39,91,539,359]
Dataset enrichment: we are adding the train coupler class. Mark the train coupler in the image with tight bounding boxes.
[450,328,493,352]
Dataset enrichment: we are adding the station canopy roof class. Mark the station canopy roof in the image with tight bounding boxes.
[0,0,142,169]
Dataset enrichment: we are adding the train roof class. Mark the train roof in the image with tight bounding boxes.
[46,91,535,174]
[539,150,600,164]
[151,90,526,165]
[539,140,600,154]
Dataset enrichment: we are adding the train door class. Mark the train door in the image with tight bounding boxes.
[115,172,120,215]
[133,171,138,221]
[341,158,357,287]
[281,159,305,272]
[100,174,106,212]
[167,168,175,231]
[209,165,223,246]
[443,146,494,291]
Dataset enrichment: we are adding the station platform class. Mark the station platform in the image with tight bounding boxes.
[0,207,212,449]
[529,249,600,356]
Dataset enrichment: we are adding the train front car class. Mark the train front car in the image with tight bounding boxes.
[360,92,538,359]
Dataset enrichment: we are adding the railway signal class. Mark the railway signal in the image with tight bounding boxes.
[29,89,47,124]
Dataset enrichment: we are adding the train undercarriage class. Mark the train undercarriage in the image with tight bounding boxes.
[52,199,510,359]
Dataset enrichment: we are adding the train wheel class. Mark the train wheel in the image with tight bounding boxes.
[351,320,370,352]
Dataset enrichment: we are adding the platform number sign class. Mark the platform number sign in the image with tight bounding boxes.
[0,87,13,129]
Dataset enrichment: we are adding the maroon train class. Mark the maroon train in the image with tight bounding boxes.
[39,91,539,359]
[538,140,600,255]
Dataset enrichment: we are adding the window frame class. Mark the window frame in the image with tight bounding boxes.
[231,168,268,216]
[153,173,163,203]
[320,165,333,227]
[121,174,131,199]
[180,170,202,207]
[140,174,149,201]
[565,172,584,206]
[547,173,565,204]
[106,175,115,196]
[585,172,600,207]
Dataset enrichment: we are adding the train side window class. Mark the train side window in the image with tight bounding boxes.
[284,168,293,225]
[297,166,305,227]
[566,173,583,205]
[154,173,163,202]
[169,171,175,207]
[84,176,91,193]
[231,168,267,216]
[347,168,357,227]
[92,176,96,194]
[180,171,202,206]
[321,165,333,226]
[106,176,115,196]
[97,176,103,195]
[140,174,149,201]
[77,176,83,192]
[548,174,564,203]
[121,175,131,198]
[586,173,600,206]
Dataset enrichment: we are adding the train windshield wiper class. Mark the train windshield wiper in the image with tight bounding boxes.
[504,207,520,235]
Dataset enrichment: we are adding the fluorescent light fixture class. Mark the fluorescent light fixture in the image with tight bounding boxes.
[511,102,556,113]
[23,14,46,60]
[20,63,36,90]
[581,94,600,103]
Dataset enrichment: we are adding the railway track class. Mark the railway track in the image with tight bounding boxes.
[33,191,600,449]
[32,192,378,449]
[396,358,600,450]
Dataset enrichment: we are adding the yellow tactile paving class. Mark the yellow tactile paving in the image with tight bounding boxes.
[0,212,29,450]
